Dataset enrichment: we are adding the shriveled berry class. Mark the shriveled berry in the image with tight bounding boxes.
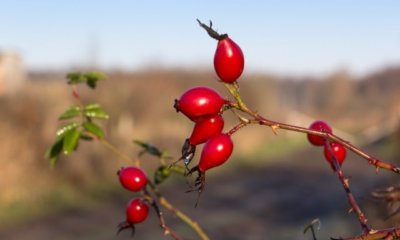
[189,115,224,145]
[324,142,347,171]
[198,133,233,172]
[174,87,226,122]
[307,120,332,146]
[118,167,148,192]
[126,199,149,224]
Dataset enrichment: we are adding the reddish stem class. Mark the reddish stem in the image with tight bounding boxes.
[144,188,182,240]
[334,227,400,240]
[240,111,400,174]
[324,140,370,234]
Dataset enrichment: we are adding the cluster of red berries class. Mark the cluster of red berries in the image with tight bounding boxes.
[117,166,150,235]
[307,120,347,171]
[173,21,244,193]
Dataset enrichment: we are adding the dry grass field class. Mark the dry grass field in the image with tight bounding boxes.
[0,67,399,239]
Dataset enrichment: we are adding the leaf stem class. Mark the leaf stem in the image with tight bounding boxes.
[99,138,133,164]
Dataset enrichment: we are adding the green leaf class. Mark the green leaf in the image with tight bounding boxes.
[45,137,64,167]
[58,105,81,120]
[84,108,109,119]
[63,128,80,155]
[66,71,106,88]
[66,72,86,84]
[56,122,79,138]
[133,140,163,158]
[85,71,107,81]
[84,104,109,119]
[83,122,105,138]
[84,72,106,89]
[80,133,94,141]
[84,103,101,111]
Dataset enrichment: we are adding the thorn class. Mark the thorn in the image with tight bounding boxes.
[376,166,380,174]
[271,124,280,135]
[344,178,350,188]
[348,208,354,214]
[369,229,378,234]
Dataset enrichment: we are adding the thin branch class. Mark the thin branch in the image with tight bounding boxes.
[99,138,210,240]
[324,140,370,234]
[148,182,210,240]
[332,227,400,240]
[144,188,183,240]
[224,83,400,175]
[99,138,134,164]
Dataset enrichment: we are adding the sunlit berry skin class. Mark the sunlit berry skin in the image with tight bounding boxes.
[174,87,226,122]
[324,142,347,171]
[214,37,244,83]
[198,133,233,172]
[189,115,224,145]
[118,167,148,192]
[126,199,149,224]
[307,120,333,146]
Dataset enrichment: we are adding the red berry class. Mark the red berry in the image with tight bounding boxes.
[324,142,347,171]
[198,133,233,172]
[174,87,226,122]
[118,167,148,192]
[189,115,224,145]
[307,120,333,146]
[214,37,244,83]
[126,199,149,224]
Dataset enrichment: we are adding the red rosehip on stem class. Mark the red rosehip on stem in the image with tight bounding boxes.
[197,19,244,83]
[174,87,226,122]
[324,142,347,171]
[307,120,333,146]
[118,166,148,192]
[178,115,225,168]
[187,133,234,206]
[189,115,224,146]
[214,37,244,83]
[126,199,149,224]
[198,133,234,172]
[117,198,150,235]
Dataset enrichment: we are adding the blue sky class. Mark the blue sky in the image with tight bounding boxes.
[1,1,399,76]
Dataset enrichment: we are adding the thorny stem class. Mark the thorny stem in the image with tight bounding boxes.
[332,227,400,240]
[99,138,210,240]
[148,182,210,240]
[223,83,400,175]
[324,140,370,234]
[68,84,209,240]
[223,82,400,240]
[144,188,182,240]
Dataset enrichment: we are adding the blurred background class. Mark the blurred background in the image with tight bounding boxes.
[1,1,400,239]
